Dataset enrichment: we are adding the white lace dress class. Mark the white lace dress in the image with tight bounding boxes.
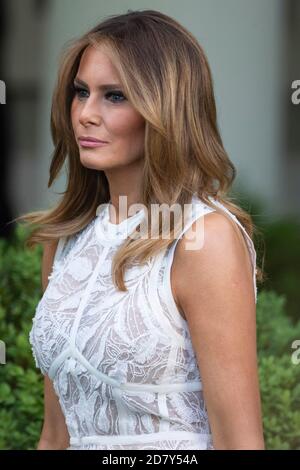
[29,195,257,450]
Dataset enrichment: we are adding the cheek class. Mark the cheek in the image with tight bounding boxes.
[70,100,78,128]
[108,110,145,139]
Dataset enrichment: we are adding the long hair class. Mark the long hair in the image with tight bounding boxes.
[14,9,266,291]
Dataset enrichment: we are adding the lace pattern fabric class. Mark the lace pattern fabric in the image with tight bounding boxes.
[29,195,257,450]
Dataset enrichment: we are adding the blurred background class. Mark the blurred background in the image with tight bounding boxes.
[0,0,299,450]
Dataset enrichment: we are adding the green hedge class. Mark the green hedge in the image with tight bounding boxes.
[0,224,300,449]
[256,291,300,449]
[259,219,300,324]
[0,225,44,449]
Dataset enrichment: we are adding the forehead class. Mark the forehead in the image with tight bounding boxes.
[77,44,120,81]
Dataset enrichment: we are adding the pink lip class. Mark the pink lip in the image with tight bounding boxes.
[79,140,109,148]
[78,136,109,148]
[79,136,109,142]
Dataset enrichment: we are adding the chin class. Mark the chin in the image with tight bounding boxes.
[79,154,116,171]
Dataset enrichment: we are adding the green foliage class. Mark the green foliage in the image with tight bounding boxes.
[0,223,300,449]
[257,218,300,324]
[256,290,300,357]
[259,355,300,450]
[0,224,44,450]
[256,291,300,450]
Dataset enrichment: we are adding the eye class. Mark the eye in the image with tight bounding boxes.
[72,84,126,103]
[73,85,89,99]
[105,91,126,103]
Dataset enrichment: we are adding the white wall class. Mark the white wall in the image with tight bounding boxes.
[4,0,50,215]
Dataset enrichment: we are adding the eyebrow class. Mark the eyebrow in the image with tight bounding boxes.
[73,77,122,90]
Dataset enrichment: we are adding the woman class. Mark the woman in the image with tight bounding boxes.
[19,9,265,450]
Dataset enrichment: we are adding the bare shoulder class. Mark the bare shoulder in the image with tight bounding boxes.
[171,211,263,449]
[41,239,59,292]
[172,210,254,321]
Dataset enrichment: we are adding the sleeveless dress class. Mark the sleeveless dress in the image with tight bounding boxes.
[29,194,257,450]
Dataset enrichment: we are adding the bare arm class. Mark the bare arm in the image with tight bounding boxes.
[36,240,70,450]
[173,212,265,450]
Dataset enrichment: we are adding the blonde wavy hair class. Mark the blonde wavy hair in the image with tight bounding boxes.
[15,9,265,291]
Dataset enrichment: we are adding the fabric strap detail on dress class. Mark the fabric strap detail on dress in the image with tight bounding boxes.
[69,245,110,348]
[69,430,212,447]
[53,236,68,264]
[147,250,187,346]
[48,344,202,393]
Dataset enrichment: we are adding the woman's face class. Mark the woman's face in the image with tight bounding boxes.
[71,45,145,171]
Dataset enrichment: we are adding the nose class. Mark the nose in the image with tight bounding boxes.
[78,96,102,127]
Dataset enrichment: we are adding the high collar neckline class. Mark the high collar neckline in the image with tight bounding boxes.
[95,201,145,245]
